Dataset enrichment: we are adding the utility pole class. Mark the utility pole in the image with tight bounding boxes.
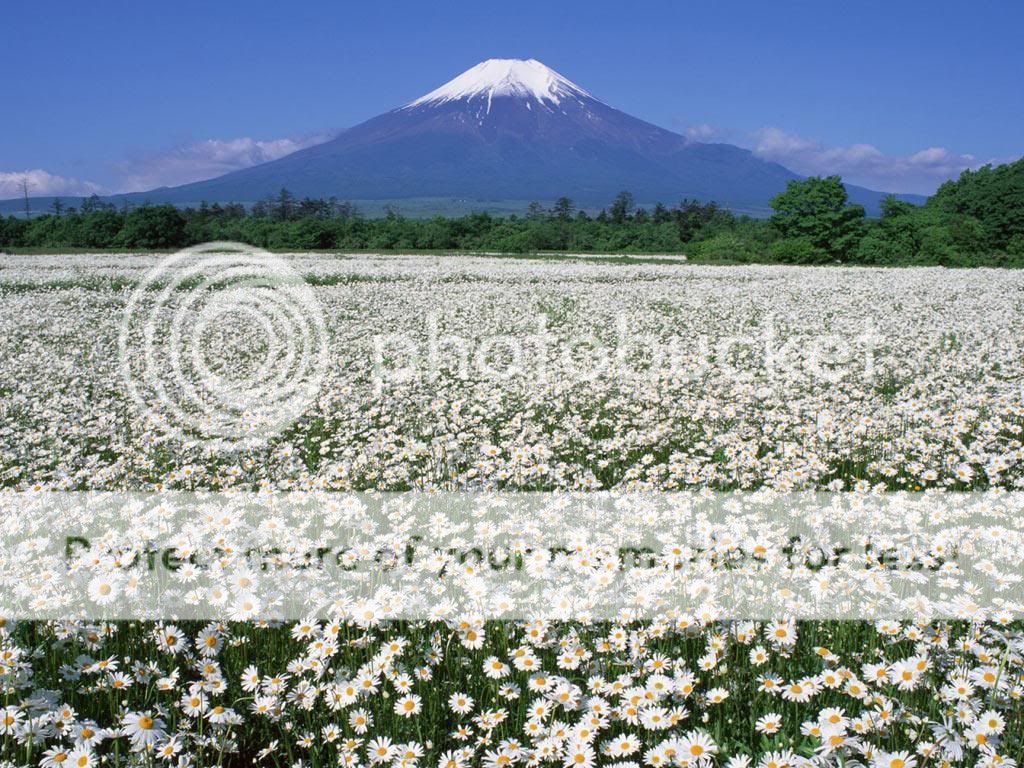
[20,177,31,219]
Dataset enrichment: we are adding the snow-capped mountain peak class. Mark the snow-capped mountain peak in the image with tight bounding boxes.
[405,58,592,109]
[130,57,918,216]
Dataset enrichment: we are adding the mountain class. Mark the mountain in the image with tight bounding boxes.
[3,59,925,216]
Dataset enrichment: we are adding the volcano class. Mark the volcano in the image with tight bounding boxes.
[120,59,921,215]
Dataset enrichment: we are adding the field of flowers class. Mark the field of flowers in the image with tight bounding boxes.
[1,252,1023,768]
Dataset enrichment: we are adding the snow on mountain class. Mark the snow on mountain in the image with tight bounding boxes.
[405,58,593,110]
[95,58,924,215]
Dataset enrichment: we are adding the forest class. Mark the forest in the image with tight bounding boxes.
[2,158,1022,266]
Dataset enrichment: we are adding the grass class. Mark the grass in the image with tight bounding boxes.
[8,618,1020,767]
[2,256,1022,766]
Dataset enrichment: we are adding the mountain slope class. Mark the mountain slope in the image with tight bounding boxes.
[5,59,926,215]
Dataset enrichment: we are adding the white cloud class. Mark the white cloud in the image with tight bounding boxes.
[684,123,721,142]
[0,169,104,198]
[748,127,1013,195]
[115,134,333,192]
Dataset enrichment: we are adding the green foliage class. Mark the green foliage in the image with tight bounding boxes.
[2,158,1022,266]
[769,176,865,259]
[118,205,187,249]
[609,190,635,225]
[929,158,1024,251]
[691,232,760,262]
[769,237,828,264]
[852,159,1024,266]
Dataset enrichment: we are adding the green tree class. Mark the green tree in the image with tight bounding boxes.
[769,176,865,260]
[609,191,634,225]
[80,194,114,214]
[119,205,187,249]
[275,188,295,221]
[551,197,575,221]
[929,158,1024,252]
[78,210,125,247]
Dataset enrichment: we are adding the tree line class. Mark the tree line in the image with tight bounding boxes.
[2,158,1021,266]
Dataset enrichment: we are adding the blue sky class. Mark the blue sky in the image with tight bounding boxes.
[2,0,1021,197]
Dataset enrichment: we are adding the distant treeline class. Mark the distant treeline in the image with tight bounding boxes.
[2,159,1022,266]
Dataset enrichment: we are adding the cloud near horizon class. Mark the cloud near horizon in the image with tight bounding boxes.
[683,123,722,142]
[0,169,104,198]
[115,134,335,192]
[2,134,335,200]
[747,127,1013,195]
[5,126,1014,201]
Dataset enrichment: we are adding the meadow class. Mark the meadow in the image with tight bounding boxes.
[1,252,1023,768]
